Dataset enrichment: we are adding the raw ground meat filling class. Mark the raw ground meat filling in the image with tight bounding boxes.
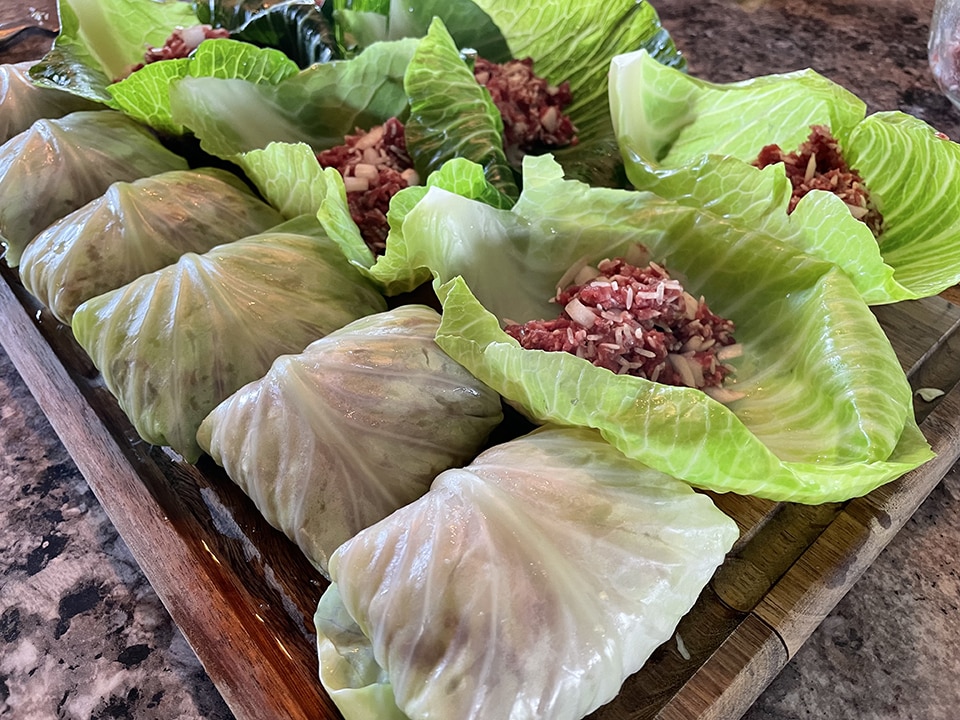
[316,118,419,256]
[753,124,883,236]
[504,256,740,390]
[317,55,578,254]
[473,56,579,164]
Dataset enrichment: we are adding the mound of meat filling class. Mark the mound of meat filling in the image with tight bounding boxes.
[473,56,579,165]
[753,124,883,236]
[318,56,577,254]
[316,118,420,256]
[504,256,740,391]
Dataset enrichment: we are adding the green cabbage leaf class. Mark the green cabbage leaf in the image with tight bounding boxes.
[315,425,738,720]
[610,49,960,304]
[377,155,933,503]
[71,216,386,462]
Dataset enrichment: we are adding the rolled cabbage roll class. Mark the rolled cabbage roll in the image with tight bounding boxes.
[0,62,101,145]
[197,305,504,575]
[19,168,285,325]
[72,217,387,462]
[315,426,739,720]
[0,110,187,267]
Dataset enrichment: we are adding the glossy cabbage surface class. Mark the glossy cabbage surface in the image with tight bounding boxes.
[197,305,503,575]
[20,168,284,325]
[72,218,387,461]
[315,426,738,720]
[0,110,186,267]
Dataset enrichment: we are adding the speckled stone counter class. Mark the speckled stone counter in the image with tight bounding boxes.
[0,348,232,718]
[2,1,960,719]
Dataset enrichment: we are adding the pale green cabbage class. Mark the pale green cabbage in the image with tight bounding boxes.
[19,168,284,325]
[0,61,101,145]
[376,154,933,503]
[315,425,739,720]
[610,49,960,304]
[197,305,503,576]
[71,217,387,462]
[0,110,187,267]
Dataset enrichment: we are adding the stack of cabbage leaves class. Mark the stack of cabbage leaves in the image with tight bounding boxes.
[4,3,944,718]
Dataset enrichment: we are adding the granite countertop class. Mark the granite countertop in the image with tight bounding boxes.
[2,1,960,719]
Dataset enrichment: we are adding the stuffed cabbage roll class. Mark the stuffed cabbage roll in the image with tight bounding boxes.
[19,168,285,325]
[197,305,504,575]
[0,110,187,267]
[72,217,387,462]
[0,62,101,145]
[315,426,739,720]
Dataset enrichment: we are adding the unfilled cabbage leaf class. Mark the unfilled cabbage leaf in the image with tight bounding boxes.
[610,49,960,304]
[380,155,933,503]
[19,168,284,325]
[72,216,387,462]
[315,425,739,720]
[0,110,187,267]
[197,305,503,575]
[0,62,101,145]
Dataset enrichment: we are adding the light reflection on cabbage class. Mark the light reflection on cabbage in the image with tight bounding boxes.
[19,168,285,326]
[72,217,387,462]
[315,425,739,720]
[0,110,187,267]
[0,62,101,145]
[197,305,503,576]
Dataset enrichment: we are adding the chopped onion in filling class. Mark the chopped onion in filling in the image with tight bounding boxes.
[504,252,739,392]
[753,124,883,237]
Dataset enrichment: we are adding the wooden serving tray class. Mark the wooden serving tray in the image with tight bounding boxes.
[4,260,960,720]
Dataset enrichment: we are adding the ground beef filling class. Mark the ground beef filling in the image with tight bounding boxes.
[316,118,420,256]
[504,256,739,390]
[473,56,578,165]
[753,124,882,236]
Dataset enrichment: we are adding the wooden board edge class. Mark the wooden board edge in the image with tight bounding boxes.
[0,274,335,720]
[653,614,788,720]
[753,384,960,656]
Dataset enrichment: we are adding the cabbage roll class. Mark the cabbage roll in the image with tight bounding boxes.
[315,426,739,720]
[72,217,387,462]
[20,168,285,325]
[197,305,504,575]
[0,110,187,267]
[0,62,101,145]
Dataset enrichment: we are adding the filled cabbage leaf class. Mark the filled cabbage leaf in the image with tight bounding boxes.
[29,0,198,103]
[315,425,739,720]
[0,110,187,268]
[610,49,960,304]
[197,305,503,575]
[378,155,933,503]
[109,0,683,188]
[19,168,284,325]
[71,216,387,462]
[0,61,101,145]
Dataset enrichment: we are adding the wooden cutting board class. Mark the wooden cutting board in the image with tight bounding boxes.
[4,263,960,720]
